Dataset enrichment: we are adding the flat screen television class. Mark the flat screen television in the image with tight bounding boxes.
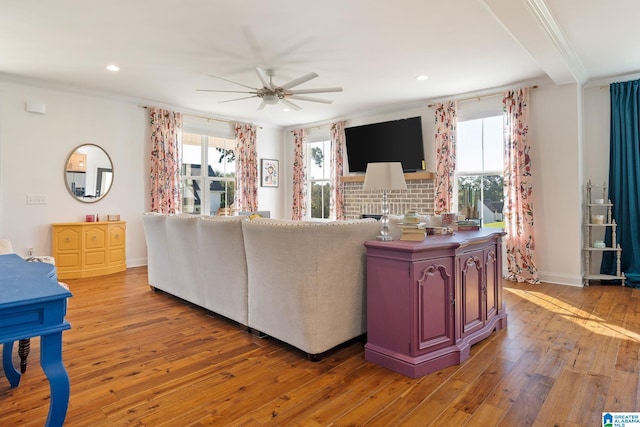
[345,116,425,173]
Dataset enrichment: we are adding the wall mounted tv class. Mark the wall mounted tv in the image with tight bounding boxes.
[345,116,425,173]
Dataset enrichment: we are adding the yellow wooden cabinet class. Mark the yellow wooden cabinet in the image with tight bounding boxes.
[66,153,87,172]
[52,221,126,279]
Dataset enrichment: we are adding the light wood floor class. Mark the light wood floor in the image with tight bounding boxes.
[1,267,638,426]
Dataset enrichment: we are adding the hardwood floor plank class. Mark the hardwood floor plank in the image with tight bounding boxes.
[497,373,554,427]
[1,269,639,426]
[605,369,639,412]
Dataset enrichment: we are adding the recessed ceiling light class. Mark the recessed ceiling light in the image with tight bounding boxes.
[106,64,120,72]
[416,75,429,81]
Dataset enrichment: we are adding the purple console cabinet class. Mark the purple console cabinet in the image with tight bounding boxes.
[364,229,507,378]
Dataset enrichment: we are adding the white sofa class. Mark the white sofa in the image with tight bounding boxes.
[141,214,379,358]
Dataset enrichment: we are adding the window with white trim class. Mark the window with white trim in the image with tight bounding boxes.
[306,140,331,220]
[181,132,235,215]
[455,115,504,226]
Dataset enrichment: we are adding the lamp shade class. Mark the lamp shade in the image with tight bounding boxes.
[362,162,407,191]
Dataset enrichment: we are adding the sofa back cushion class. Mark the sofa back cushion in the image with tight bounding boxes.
[165,214,203,304]
[241,218,380,354]
[197,215,249,325]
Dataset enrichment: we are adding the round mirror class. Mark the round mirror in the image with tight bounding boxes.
[65,144,113,203]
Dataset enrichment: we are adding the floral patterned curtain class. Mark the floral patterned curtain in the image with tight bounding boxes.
[234,122,258,212]
[330,121,346,220]
[434,101,457,214]
[503,88,539,284]
[149,108,182,213]
[291,128,307,220]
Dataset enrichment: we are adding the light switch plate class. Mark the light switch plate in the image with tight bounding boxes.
[26,194,47,205]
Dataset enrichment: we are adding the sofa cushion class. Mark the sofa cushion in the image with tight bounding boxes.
[197,215,249,325]
[242,218,379,355]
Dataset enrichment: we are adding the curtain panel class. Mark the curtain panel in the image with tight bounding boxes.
[292,129,307,220]
[234,123,258,212]
[330,121,346,220]
[503,88,539,284]
[149,108,182,214]
[602,79,640,287]
[434,101,458,214]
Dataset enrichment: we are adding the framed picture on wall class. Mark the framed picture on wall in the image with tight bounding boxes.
[261,159,279,187]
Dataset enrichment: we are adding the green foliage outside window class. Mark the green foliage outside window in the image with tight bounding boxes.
[311,182,330,219]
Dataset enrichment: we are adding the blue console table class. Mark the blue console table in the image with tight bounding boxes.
[0,254,72,427]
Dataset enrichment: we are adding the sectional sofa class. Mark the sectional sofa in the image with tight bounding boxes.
[142,213,380,358]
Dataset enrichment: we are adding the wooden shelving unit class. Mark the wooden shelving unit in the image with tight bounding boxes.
[583,180,625,286]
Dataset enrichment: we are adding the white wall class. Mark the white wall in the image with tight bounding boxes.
[529,84,582,285]
[583,85,613,272]
[0,81,283,266]
[0,81,148,265]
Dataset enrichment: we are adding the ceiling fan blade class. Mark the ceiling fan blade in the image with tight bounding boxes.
[218,95,258,104]
[280,72,318,90]
[257,100,267,110]
[207,74,258,91]
[254,67,273,89]
[197,89,257,94]
[288,87,343,95]
[280,99,302,111]
[289,95,333,104]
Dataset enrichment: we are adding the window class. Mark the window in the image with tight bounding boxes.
[307,140,331,219]
[181,132,235,215]
[456,116,504,226]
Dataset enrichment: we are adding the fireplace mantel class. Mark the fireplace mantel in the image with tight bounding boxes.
[340,171,434,183]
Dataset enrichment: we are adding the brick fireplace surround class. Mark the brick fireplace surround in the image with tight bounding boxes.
[341,172,435,220]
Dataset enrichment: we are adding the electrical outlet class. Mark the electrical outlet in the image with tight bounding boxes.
[26,247,33,257]
[26,194,48,205]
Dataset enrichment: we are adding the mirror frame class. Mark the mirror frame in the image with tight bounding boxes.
[64,144,114,203]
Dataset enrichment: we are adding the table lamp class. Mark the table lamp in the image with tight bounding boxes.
[363,162,407,241]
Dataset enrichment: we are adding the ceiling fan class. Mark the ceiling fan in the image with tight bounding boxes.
[197,67,342,111]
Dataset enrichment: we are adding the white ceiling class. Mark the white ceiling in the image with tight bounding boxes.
[1,0,639,128]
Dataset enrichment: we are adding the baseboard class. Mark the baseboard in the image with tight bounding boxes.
[126,257,147,268]
[536,271,583,287]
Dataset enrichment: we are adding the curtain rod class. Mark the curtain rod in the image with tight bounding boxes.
[141,106,262,128]
[427,85,538,108]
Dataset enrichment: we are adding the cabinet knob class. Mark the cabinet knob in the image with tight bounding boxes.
[114,234,119,239]
[92,235,97,241]
[65,237,70,243]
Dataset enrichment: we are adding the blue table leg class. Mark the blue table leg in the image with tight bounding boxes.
[40,332,70,427]
[2,341,21,387]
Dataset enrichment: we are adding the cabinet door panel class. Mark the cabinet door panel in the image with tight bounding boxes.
[56,228,80,251]
[109,224,125,248]
[84,250,106,268]
[367,259,412,354]
[84,227,106,250]
[484,247,498,323]
[459,251,483,337]
[414,257,454,355]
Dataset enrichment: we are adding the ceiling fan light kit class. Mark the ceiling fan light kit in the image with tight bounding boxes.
[198,67,342,111]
